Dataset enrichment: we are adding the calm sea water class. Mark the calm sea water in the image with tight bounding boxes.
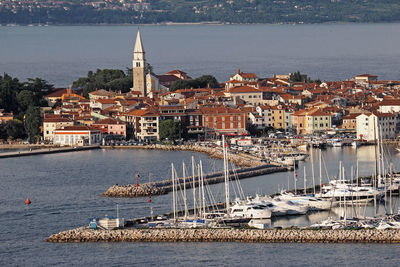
[1,146,400,266]
[0,24,400,87]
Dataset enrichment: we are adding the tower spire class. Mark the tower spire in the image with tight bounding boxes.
[134,30,145,54]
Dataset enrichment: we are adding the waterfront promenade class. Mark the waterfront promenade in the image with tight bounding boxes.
[47,227,400,243]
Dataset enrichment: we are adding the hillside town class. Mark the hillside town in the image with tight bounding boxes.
[2,31,400,147]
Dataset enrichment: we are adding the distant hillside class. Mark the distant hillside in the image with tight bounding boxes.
[1,0,400,25]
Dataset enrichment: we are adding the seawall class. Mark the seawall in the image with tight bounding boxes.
[47,228,400,243]
[0,145,100,158]
[100,144,270,168]
[102,164,288,198]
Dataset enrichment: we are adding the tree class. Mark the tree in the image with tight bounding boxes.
[169,74,219,92]
[17,90,36,112]
[23,77,53,96]
[159,119,180,141]
[25,106,41,143]
[4,119,26,140]
[72,68,131,96]
[0,73,20,113]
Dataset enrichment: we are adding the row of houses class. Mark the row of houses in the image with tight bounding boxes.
[40,69,400,145]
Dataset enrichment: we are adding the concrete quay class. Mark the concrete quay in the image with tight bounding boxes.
[102,164,289,198]
[0,145,100,158]
[47,228,400,243]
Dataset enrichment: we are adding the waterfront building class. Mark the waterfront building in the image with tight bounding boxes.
[92,118,127,138]
[52,125,101,146]
[132,31,146,97]
[356,112,396,141]
[342,113,360,130]
[291,109,307,134]
[200,105,247,135]
[126,108,159,142]
[43,117,74,142]
[305,109,331,134]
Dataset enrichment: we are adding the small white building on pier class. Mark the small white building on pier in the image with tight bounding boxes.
[53,125,101,146]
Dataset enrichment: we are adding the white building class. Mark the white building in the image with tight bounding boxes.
[378,99,400,113]
[43,117,74,142]
[356,113,396,141]
[53,126,102,145]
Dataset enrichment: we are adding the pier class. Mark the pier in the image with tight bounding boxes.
[0,145,100,158]
[47,228,400,243]
[102,164,290,198]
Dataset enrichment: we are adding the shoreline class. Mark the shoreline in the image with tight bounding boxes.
[47,228,400,243]
[3,22,400,27]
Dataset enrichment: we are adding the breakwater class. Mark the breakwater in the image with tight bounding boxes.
[47,228,400,243]
[102,164,289,198]
[0,145,100,158]
[101,144,268,168]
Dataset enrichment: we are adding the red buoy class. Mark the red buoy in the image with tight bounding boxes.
[148,196,151,203]
[25,197,31,205]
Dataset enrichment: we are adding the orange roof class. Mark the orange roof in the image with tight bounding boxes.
[229,86,260,93]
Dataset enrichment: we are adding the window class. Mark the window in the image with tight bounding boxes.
[136,62,140,67]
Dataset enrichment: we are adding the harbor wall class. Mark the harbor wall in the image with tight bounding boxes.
[102,164,289,198]
[0,145,100,158]
[100,144,270,168]
[47,228,400,243]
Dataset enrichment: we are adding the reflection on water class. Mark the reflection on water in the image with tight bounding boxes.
[271,198,400,228]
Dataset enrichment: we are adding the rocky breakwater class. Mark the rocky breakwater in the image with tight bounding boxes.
[47,228,400,243]
[102,164,287,198]
[102,183,166,197]
[103,144,267,168]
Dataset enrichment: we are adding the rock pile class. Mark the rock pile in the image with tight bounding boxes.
[47,228,400,243]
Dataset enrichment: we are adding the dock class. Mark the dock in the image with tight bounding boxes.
[0,145,100,158]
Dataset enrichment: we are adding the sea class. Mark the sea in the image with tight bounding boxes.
[1,146,400,266]
[1,24,400,266]
[0,24,400,87]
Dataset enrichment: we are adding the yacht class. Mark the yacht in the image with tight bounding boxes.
[227,200,272,220]
[315,179,382,204]
[275,191,333,211]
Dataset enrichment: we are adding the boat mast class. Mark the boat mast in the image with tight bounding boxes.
[192,156,196,219]
[200,160,206,219]
[319,149,322,193]
[223,135,230,213]
[303,166,307,195]
[197,163,201,218]
[311,148,315,195]
[171,163,176,223]
[293,159,297,195]
[183,161,188,219]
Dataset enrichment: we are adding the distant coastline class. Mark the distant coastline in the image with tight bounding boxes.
[2,21,400,27]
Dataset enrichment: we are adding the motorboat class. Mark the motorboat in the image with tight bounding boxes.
[315,179,382,204]
[276,191,333,211]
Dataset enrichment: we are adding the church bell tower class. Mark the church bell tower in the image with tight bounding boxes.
[132,30,146,97]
